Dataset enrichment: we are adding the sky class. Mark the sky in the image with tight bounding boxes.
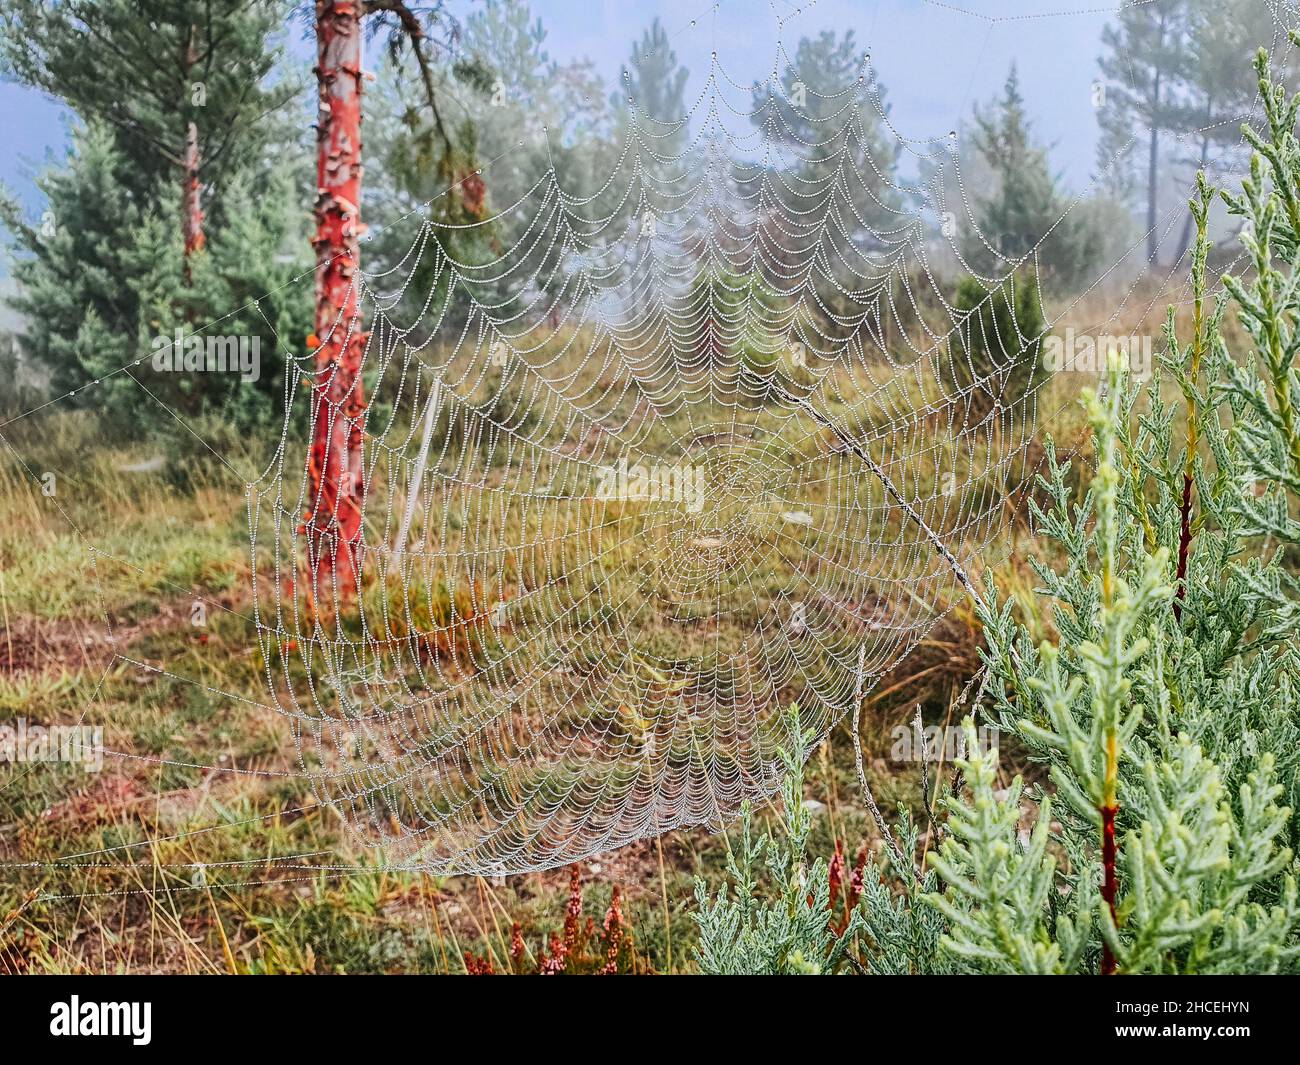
[0,0,1116,221]
[524,0,1115,183]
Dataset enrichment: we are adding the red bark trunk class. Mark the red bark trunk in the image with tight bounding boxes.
[1173,472,1193,621]
[307,0,369,603]
[182,120,205,274]
[180,23,204,286]
[1101,802,1119,975]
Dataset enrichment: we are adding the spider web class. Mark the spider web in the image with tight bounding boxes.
[248,37,1053,874]
[5,0,1296,891]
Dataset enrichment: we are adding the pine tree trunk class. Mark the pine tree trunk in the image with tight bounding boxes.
[181,120,205,283]
[1146,123,1159,267]
[1173,131,1212,266]
[1145,15,1166,269]
[307,0,369,602]
[180,28,204,285]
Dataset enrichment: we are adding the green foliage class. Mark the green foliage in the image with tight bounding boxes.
[751,29,901,331]
[853,812,953,974]
[960,65,1104,291]
[938,46,1300,974]
[0,124,310,436]
[1117,741,1299,973]
[615,17,689,148]
[0,0,297,211]
[935,332,1300,972]
[924,722,1093,974]
[0,1,308,437]
[462,0,611,215]
[697,45,1300,976]
[370,0,618,333]
[692,705,865,975]
[1020,376,1174,825]
[1095,0,1296,261]
[945,273,1047,422]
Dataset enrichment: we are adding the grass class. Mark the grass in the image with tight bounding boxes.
[0,281,1169,972]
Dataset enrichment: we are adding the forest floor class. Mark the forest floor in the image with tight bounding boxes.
[0,285,1189,972]
[0,414,978,973]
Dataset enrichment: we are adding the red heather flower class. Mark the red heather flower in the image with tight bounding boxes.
[464,951,495,975]
[601,886,625,974]
[562,865,583,957]
[828,839,846,913]
[510,922,525,970]
[847,842,869,913]
[540,931,567,975]
[602,886,624,937]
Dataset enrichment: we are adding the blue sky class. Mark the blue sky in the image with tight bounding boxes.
[0,0,1114,218]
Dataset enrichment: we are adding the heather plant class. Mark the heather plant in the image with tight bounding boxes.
[463,865,636,975]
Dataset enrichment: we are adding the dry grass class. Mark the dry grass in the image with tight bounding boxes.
[0,280,1188,972]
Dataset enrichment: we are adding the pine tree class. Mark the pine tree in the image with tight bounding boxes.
[615,18,689,156]
[0,0,297,277]
[305,0,476,601]
[460,0,609,217]
[1168,0,1294,262]
[746,29,901,335]
[945,273,1047,423]
[0,2,308,436]
[1096,0,1192,268]
[0,124,311,438]
[961,65,1102,292]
